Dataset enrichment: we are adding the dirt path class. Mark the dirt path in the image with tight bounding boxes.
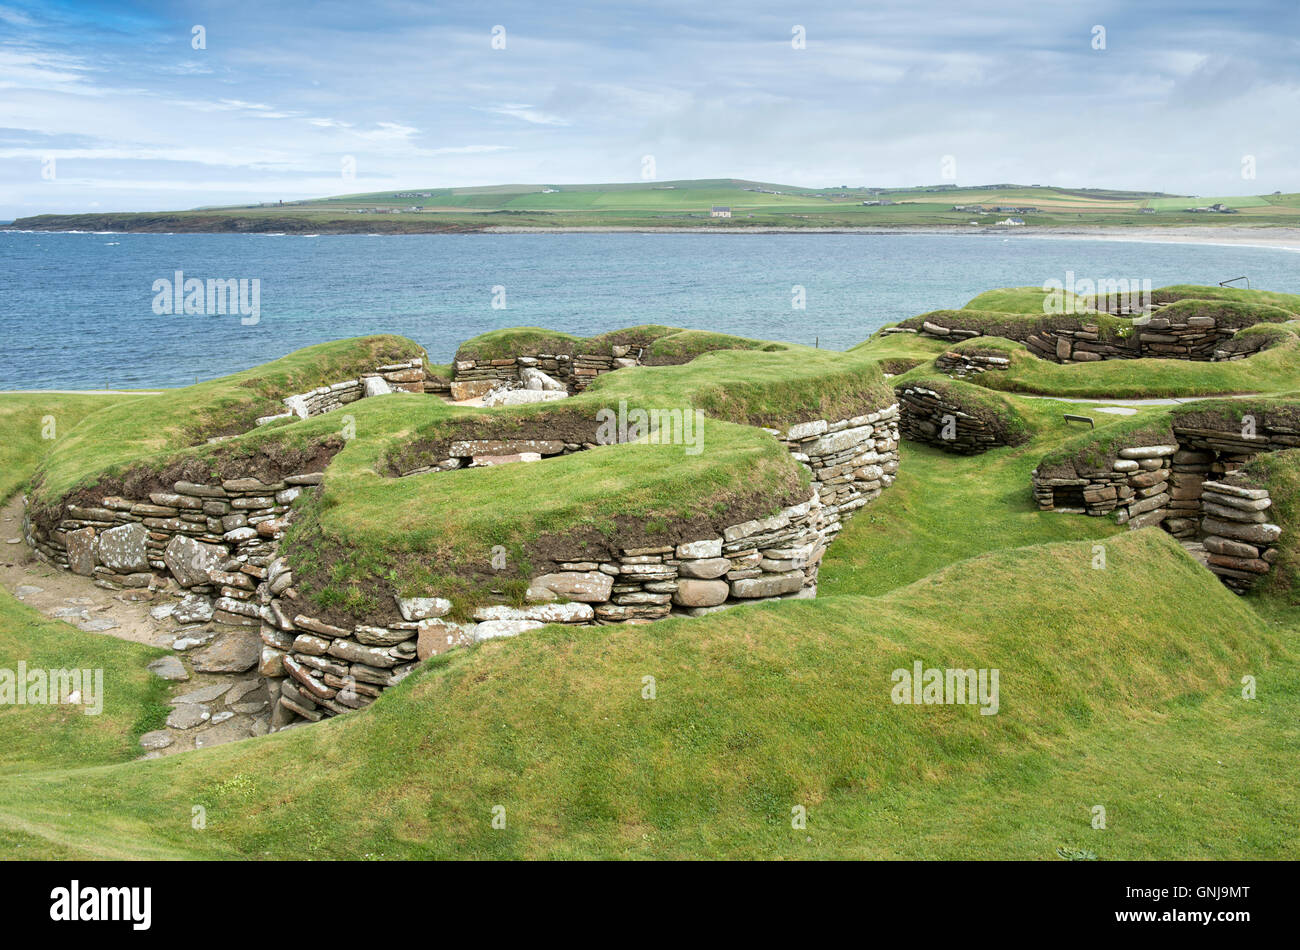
[1,494,275,758]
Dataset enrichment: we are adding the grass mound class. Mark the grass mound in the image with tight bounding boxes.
[962,286,1090,314]
[1240,449,1300,599]
[898,375,1034,447]
[27,336,423,505]
[1152,297,1295,328]
[453,325,783,366]
[1151,284,1300,314]
[0,530,1284,859]
[1034,410,1176,478]
[957,335,1300,399]
[25,333,897,625]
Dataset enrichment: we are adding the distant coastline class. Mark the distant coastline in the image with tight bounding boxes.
[6,215,1300,251]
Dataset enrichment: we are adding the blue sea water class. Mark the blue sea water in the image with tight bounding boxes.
[1,230,1297,390]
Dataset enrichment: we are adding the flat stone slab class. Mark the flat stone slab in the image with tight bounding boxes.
[77,617,119,632]
[166,703,211,729]
[194,717,254,749]
[171,683,233,705]
[472,603,594,623]
[191,631,260,673]
[138,730,174,751]
[147,656,190,681]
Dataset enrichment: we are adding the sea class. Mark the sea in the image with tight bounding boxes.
[1,230,1297,390]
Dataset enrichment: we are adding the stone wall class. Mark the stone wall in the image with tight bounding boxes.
[450,349,640,400]
[27,390,902,728]
[904,312,1269,364]
[1031,443,1178,531]
[897,384,1010,454]
[932,349,1011,377]
[256,359,426,425]
[1197,478,1280,593]
[1031,422,1288,593]
[774,404,901,536]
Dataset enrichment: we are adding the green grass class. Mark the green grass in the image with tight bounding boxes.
[27,335,424,506]
[0,527,1290,859]
[3,303,1300,861]
[895,375,1034,446]
[0,393,137,501]
[940,336,1300,399]
[962,286,1090,314]
[16,181,1300,232]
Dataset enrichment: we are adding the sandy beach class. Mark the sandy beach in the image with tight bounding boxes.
[483,223,1300,250]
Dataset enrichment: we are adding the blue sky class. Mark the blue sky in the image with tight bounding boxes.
[1,0,1298,218]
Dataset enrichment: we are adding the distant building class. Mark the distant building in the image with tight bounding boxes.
[1138,207,1155,214]
[711,206,732,218]
[996,217,1025,226]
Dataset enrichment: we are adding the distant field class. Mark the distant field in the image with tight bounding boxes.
[11,179,1300,233]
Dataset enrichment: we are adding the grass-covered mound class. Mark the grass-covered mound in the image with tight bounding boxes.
[1169,396,1300,434]
[1034,410,1176,479]
[897,375,1034,448]
[1150,297,1296,328]
[962,286,1090,314]
[1151,284,1300,314]
[25,334,896,625]
[846,329,950,374]
[953,334,1300,399]
[895,308,1128,343]
[0,529,1288,859]
[1240,449,1300,600]
[27,336,423,506]
[453,325,788,366]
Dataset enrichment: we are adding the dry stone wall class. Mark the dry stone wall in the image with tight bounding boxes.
[1031,419,1291,593]
[903,311,1268,364]
[932,350,1011,377]
[253,359,426,426]
[451,349,640,400]
[28,398,902,728]
[897,385,1009,454]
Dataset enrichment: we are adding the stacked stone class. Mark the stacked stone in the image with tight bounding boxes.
[260,588,424,723]
[1025,315,1228,364]
[26,475,317,605]
[776,405,901,533]
[1031,444,1175,529]
[1165,448,1213,538]
[1199,479,1281,593]
[1212,335,1276,362]
[1172,420,1300,457]
[933,350,1011,377]
[450,348,640,400]
[914,311,1244,364]
[262,359,426,425]
[896,385,1003,454]
[522,493,827,622]
[916,321,981,342]
[394,437,584,477]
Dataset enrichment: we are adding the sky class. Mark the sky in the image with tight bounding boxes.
[1,0,1298,219]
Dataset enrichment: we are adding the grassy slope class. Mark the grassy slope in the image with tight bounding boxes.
[2,319,1298,860]
[30,335,424,505]
[0,529,1289,860]
[0,392,177,858]
[16,182,1300,231]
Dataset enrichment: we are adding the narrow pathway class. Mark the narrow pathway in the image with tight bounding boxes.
[1,495,273,758]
